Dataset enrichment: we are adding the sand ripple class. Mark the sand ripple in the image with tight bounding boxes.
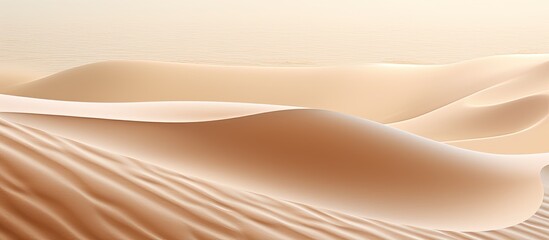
[1,117,549,240]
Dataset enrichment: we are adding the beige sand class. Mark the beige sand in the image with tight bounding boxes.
[391,60,549,153]
[0,94,298,122]
[4,54,549,123]
[447,119,549,154]
[0,68,39,90]
[1,109,546,231]
[1,54,549,238]
[1,117,549,240]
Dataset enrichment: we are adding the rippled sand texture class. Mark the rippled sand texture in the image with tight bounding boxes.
[1,117,549,240]
[0,54,548,239]
[1,107,547,232]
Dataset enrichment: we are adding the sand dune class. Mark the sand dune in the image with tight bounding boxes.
[447,118,549,154]
[463,61,549,105]
[1,117,549,240]
[1,109,546,231]
[391,60,549,153]
[1,55,549,239]
[392,94,548,142]
[4,54,549,123]
[0,94,298,123]
[0,68,39,90]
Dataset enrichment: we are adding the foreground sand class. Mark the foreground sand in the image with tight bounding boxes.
[0,54,548,239]
[1,105,546,231]
[1,117,549,240]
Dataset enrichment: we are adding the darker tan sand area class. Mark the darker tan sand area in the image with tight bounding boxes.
[0,117,548,239]
[0,54,548,239]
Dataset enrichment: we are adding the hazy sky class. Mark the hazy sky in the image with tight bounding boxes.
[2,0,549,73]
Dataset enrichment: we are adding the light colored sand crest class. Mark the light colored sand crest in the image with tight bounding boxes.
[447,117,549,154]
[465,61,549,105]
[391,61,549,153]
[2,110,546,231]
[391,94,548,141]
[1,117,549,240]
[0,94,298,122]
[5,54,549,123]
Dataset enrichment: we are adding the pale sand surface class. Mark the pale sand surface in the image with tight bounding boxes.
[1,54,549,238]
[391,60,549,153]
[446,119,548,154]
[0,68,39,90]
[1,117,549,240]
[4,54,549,123]
[0,94,299,123]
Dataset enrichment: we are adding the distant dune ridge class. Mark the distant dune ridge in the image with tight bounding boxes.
[0,68,38,90]
[4,54,549,123]
[0,94,299,123]
[0,54,548,239]
[391,60,549,153]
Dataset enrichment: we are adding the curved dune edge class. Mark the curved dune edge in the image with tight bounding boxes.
[391,94,549,142]
[446,116,549,154]
[4,54,549,123]
[0,94,299,123]
[1,117,549,240]
[0,69,39,90]
[1,53,548,237]
[390,60,549,153]
[465,61,549,105]
[1,110,547,231]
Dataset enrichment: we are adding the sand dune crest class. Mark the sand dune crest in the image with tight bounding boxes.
[0,94,298,123]
[2,109,546,231]
[390,58,549,153]
[1,117,549,239]
[1,54,549,238]
[5,54,549,123]
[392,94,549,141]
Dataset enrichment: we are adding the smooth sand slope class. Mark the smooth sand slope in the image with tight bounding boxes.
[4,54,549,123]
[392,61,549,153]
[0,94,299,123]
[1,108,546,231]
[447,120,549,154]
[1,117,549,240]
[1,54,549,238]
[0,68,38,90]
